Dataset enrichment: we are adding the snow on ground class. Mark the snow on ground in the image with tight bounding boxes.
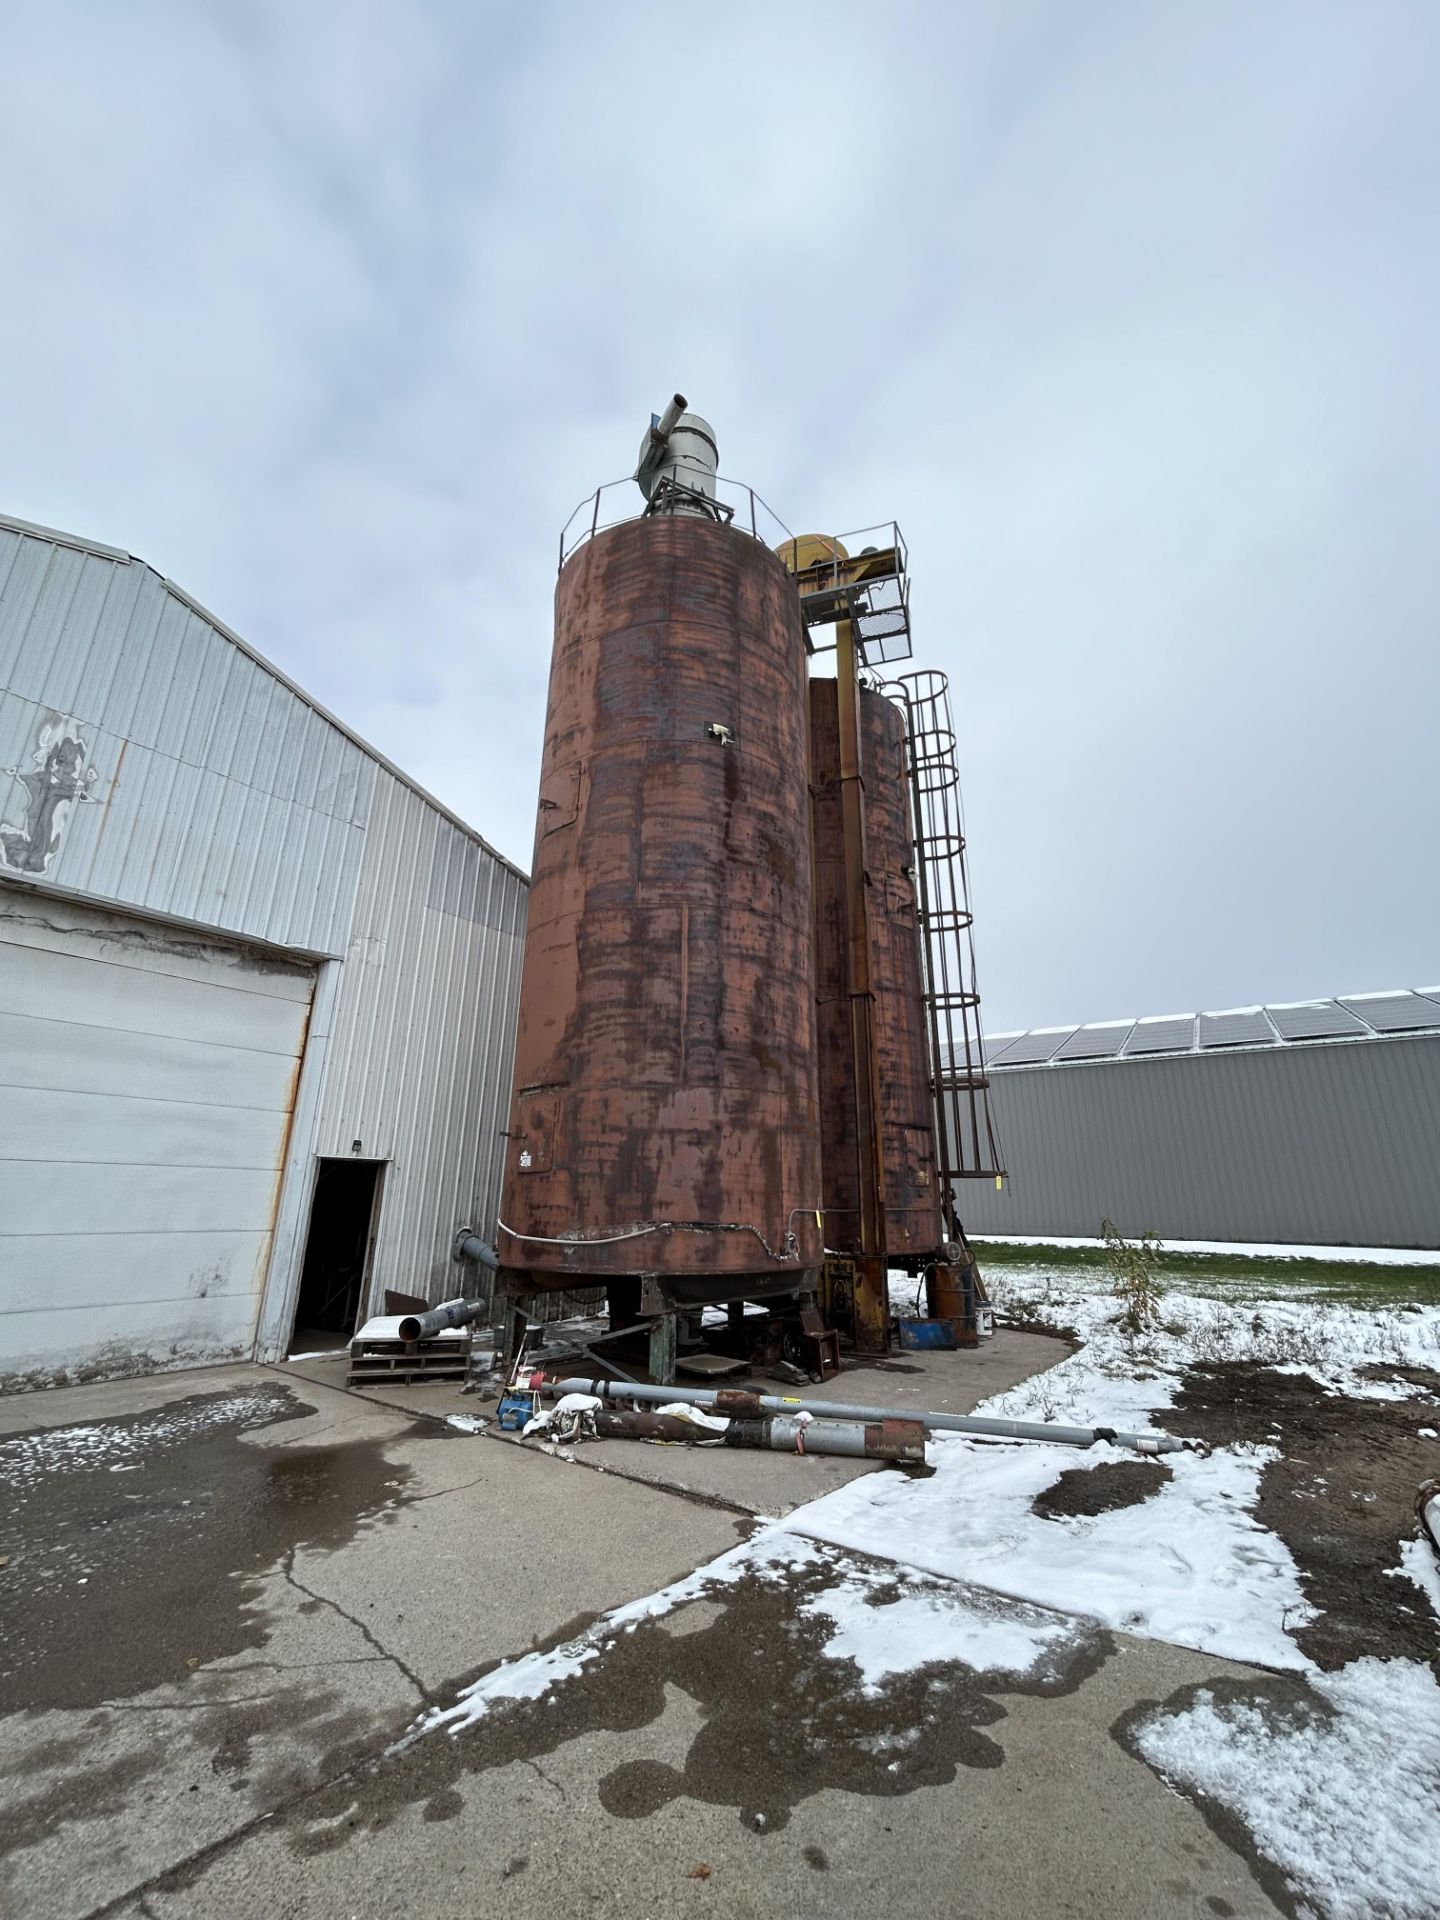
[0,1388,290,1494]
[412,1536,815,1740]
[787,1430,1314,1670]
[1132,1657,1440,1920]
[796,1554,1089,1693]
[975,1233,1440,1267]
[979,1265,1440,1403]
[411,1529,1099,1747]
[416,1265,1440,1917]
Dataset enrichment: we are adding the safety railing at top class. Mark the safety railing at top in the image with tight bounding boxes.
[783,524,913,666]
[559,474,796,570]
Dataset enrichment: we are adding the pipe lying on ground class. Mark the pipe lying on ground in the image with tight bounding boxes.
[552,1377,1191,1456]
[397,1294,493,1343]
[593,1408,927,1464]
[1419,1481,1440,1559]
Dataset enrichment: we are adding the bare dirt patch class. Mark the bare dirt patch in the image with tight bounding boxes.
[1031,1458,1173,1520]
[1165,1364,1440,1673]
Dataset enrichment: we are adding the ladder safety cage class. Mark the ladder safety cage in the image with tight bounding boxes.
[885,669,1005,1207]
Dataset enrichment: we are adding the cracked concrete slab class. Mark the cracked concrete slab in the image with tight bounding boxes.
[106,1579,1283,1920]
[0,1366,737,1920]
[3,1353,1284,1920]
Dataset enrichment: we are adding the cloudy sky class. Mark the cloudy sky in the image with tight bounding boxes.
[3,0,1436,1032]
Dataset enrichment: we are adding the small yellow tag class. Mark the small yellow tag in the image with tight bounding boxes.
[995,1175,1003,1189]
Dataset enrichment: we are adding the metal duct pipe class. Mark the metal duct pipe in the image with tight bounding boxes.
[655,393,687,439]
[551,1377,1188,1456]
[397,1295,492,1342]
[592,1408,925,1464]
[453,1233,499,1269]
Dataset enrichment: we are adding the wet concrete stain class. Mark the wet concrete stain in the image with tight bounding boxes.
[282,1550,1113,1849]
[1031,1458,1173,1521]
[1113,1673,1334,1920]
[0,1386,414,1713]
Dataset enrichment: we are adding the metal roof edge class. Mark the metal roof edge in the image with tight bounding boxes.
[988,1025,1440,1071]
[0,507,531,889]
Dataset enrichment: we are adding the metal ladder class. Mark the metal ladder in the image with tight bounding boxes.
[885,669,1005,1224]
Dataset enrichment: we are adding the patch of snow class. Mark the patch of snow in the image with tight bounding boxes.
[286,1349,349,1361]
[445,1415,488,1434]
[983,1271,1440,1401]
[0,1391,290,1494]
[1132,1658,1440,1920]
[785,1431,1314,1671]
[1391,1537,1440,1621]
[797,1558,1086,1692]
[974,1233,1440,1266]
[1419,1427,1437,1440]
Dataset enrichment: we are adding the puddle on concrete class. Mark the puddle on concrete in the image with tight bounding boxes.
[284,1551,1112,1848]
[0,1386,413,1712]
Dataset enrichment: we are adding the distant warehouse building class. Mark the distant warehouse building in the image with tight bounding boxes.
[0,511,527,1390]
[958,995,1440,1251]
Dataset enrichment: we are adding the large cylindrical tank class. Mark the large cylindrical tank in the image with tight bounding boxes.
[810,679,943,1257]
[499,515,823,1301]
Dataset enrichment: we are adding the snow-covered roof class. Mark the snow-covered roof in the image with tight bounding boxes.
[983,990,1440,1068]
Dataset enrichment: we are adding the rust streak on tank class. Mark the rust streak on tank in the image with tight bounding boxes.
[810,679,942,1257]
[500,515,823,1297]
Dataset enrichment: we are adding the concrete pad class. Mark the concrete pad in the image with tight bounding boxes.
[0,1364,738,1920]
[287,1329,1075,1518]
[0,1362,266,1438]
[115,1563,1282,1920]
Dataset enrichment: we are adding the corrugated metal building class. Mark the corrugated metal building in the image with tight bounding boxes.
[957,994,1440,1249]
[0,511,526,1389]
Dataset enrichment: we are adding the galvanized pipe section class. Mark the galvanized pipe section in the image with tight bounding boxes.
[551,1377,1187,1455]
[396,1295,493,1342]
[592,1408,924,1463]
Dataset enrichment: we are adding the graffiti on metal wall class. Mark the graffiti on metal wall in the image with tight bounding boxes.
[0,713,99,875]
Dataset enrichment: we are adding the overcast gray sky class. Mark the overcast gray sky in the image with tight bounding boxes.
[3,0,1436,1032]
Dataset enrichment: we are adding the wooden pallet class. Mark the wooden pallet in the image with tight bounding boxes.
[347,1333,471,1387]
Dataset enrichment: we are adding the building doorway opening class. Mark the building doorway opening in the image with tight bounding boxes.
[288,1158,385,1353]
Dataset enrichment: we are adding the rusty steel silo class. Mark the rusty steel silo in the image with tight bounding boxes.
[810,678,942,1261]
[498,415,823,1307]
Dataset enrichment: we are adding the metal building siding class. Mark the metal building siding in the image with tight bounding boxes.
[0,893,315,1388]
[313,770,527,1307]
[957,1036,1440,1248]
[0,521,373,955]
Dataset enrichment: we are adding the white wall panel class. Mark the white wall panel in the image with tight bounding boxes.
[0,895,314,1387]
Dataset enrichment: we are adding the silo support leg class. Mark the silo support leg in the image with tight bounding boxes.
[648,1313,678,1386]
[853,1255,891,1355]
